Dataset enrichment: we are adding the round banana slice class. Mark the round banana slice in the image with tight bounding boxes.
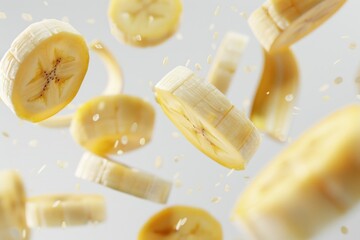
[76,152,172,204]
[0,19,89,122]
[0,170,30,240]
[249,0,347,52]
[26,194,106,228]
[108,0,183,47]
[155,66,261,170]
[70,94,155,155]
[138,205,223,240]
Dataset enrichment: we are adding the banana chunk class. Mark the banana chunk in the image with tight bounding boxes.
[76,152,172,204]
[108,0,183,47]
[233,105,360,240]
[138,205,223,240]
[0,170,30,240]
[0,19,89,122]
[155,66,261,170]
[249,0,347,52]
[70,94,155,156]
[26,194,106,228]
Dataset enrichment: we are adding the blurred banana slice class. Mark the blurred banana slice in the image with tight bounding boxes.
[108,0,183,47]
[208,32,248,94]
[233,105,360,240]
[70,94,155,156]
[138,205,223,240]
[155,66,260,170]
[250,48,299,141]
[249,0,347,52]
[0,19,89,122]
[76,152,172,204]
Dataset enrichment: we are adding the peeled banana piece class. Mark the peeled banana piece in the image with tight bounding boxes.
[26,194,106,228]
[138,205,223,240]
[108,0,183,47]
[249,0,347,52]
[208,32,248,94]
[70,94,155,156]
[155,66,260,170]
[250,48,299,141]
[0,19,89,122]
[233,105,360,240]
[76,152,172,204]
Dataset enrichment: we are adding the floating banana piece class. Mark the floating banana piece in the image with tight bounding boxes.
[208,32,249,94]
[76,152,172,204]
[0,19,89,122]
[0,170,30,240]
[233,105,360,240]
[249,0,347,52]
[70,94,155,156]
[250,48,299,141]
[138,205,223,240]
[38,40,124,128]
[26,194,106,228]
[155,66,261,170]
[108,0,183,47]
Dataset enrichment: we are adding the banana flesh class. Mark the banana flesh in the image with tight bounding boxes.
[0,19,89,122]
[250,48,299,141]
[76,152,172,204]
[233,105,360,240]
[155,66,261,170]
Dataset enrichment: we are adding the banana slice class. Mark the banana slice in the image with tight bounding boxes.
[249,0,347,52]
[208,32,249,94]
[232,105,360,240]
[70,94,155,155]
[0,19,89,122]
[76,152,172,204]
[138,205,223,239]
[108,0,183,47]
[250,48,299,141]
[0,170,30,240]
[155,66,260,170]
[38,40,124,128]
[26,194,106,228]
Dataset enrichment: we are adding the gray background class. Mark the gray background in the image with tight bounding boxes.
[0,0,359,239]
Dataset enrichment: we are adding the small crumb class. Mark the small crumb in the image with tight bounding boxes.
[37,164,46,174]
[114,140,120,148]
[121,136,128,145]
[185,59,191,67]
[155,156,163,169]
[319,84,329,92]
[1,132,9,138]
[211,196,222,204]
[224,184,231,192]
[207,55,213,64]
[227,168,235,177]
[162,56,169,65]
[56,160,69,169]
[92,114,100,122]
[334,77,343,85]
[348,42,357,50]
[117,150,124,155]
[28,139,38,147]
[285,94,294,102]
[341,226,348,235]
[21,13,33,21]
[333,58,342,65]
[175,218,187,231]
[213,32,219,40]
[173,155,182,163]
[139,138,146,146]
[175,33,183,40]
[86,18,95,24]
[214,6,221,16]
[0,12,7,19]
[195,63,202,71]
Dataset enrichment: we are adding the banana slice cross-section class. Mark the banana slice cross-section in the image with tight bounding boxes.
[233,105,360,240]
[250,48,299,141]
[155,66,261,170]
[0,19,89,122]
[108,0,183,47]
[249,0,347,52]
[138,205,223,240]
[26,194,106,228]
[76,152,172,204]
[208,32,249,94]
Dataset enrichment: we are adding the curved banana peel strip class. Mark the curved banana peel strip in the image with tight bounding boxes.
[250,48,299,142]
[76,152,172,204]
[249,0,347,52]
[233,105,360,240]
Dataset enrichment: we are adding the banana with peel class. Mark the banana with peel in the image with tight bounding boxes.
[232,105,360,240]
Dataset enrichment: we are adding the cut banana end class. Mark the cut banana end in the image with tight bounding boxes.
[138,205,223,240]
[250,48,299,142]
[70,94,155,156]
[208,32,249,94]
[155,66,261,170]
[76,152,172,204]
[0,19,89,122]
[232,105,360,240]
[26,194,106,228]
[249,0,347,52]
[38,40,124,128]
[0,170,30,240]
[108,0,183,47]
